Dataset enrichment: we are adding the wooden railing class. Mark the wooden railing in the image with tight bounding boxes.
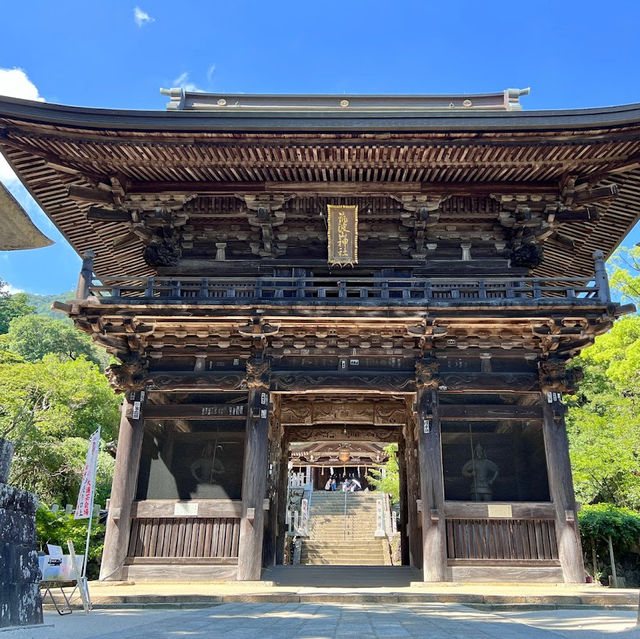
[127,516,240,559]
[446,517,559,562]
[86,273,607,305]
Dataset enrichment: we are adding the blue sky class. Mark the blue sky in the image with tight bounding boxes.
[0,0,639,294]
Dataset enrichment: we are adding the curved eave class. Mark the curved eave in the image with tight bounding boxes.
[1,95,640,133]
[1,95,640,279]
[0,181,53,250]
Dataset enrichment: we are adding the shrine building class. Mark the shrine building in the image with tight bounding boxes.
[0,88,638,583]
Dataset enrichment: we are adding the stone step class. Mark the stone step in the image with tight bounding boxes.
[301,559,385,565]
[302,547,383,552]
[300,548,384,560]
[306,491,384,553]
[304,541,383,547]
[310,504,378,509]
[307,531,379,536]
[309,535,378,540]
[302,550,385,558]
[301,554,385,562]
[308,524,377,528]
[308,530,378,538]
[310,511,377,515]
[301,554,384,559]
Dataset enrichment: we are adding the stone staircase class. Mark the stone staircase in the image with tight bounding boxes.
[300,491,387,565]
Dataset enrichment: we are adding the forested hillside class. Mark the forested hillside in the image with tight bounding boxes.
[25,290,75,319]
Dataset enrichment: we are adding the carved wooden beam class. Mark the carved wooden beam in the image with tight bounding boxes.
[281,400,407,425]
[272,371,415,393]
[538,358,583,394]
[106,356,149,392]
[87,206,132,222]
[285,425,400,443]
[127,180,560,198]
[68,185,115,205]
[147,372,247,391]
[439,372,540,393]
[439,404,543,420]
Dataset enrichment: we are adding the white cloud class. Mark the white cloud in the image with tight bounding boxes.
[134,6,154,27]
[0,69,44,185]
[0,68,44,102]
[173,72,200,92]
[206,64,216,83]
[5,283,24,294]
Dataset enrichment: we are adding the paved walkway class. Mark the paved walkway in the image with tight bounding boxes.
[3,603,640,639]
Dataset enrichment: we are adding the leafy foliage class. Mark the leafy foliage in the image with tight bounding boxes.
[0,282,118,577]
[0,278,35,334]
[579,504,640,551]
[0,355,119,504]
[368,443,400,503]
[566,314,640,509]
[7,315,110,370]
[609,245,640,305]
[36,506,105,580]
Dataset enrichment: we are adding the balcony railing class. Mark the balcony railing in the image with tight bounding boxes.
[85,273,607,305]
[75,252,612,307]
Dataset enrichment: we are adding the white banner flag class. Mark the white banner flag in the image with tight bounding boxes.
[74,428,101,519]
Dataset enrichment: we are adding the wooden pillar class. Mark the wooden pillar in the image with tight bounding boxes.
[593,250,611,303]
[541,390,584,583]
[75,249,95,300]
[275,436,290,565]
[416,357,447,581]
[538,358,584,583]
[263,397,282,567]
[99,390,145,581]
[403,422,422,569]
[397,438,410,566]
[237,359,271,581]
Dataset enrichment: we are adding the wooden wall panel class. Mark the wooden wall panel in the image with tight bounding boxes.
[445,518,558,561]
[127,517,241,559]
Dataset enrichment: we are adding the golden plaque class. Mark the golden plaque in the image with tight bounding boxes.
[327,205,358,266]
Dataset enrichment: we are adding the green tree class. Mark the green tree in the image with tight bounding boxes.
[0,355,120,504]
[368,443,400,503]
[0,278,34,333]
[609,245,640,305]
[7,314,110,370]
[566,314,640,509]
